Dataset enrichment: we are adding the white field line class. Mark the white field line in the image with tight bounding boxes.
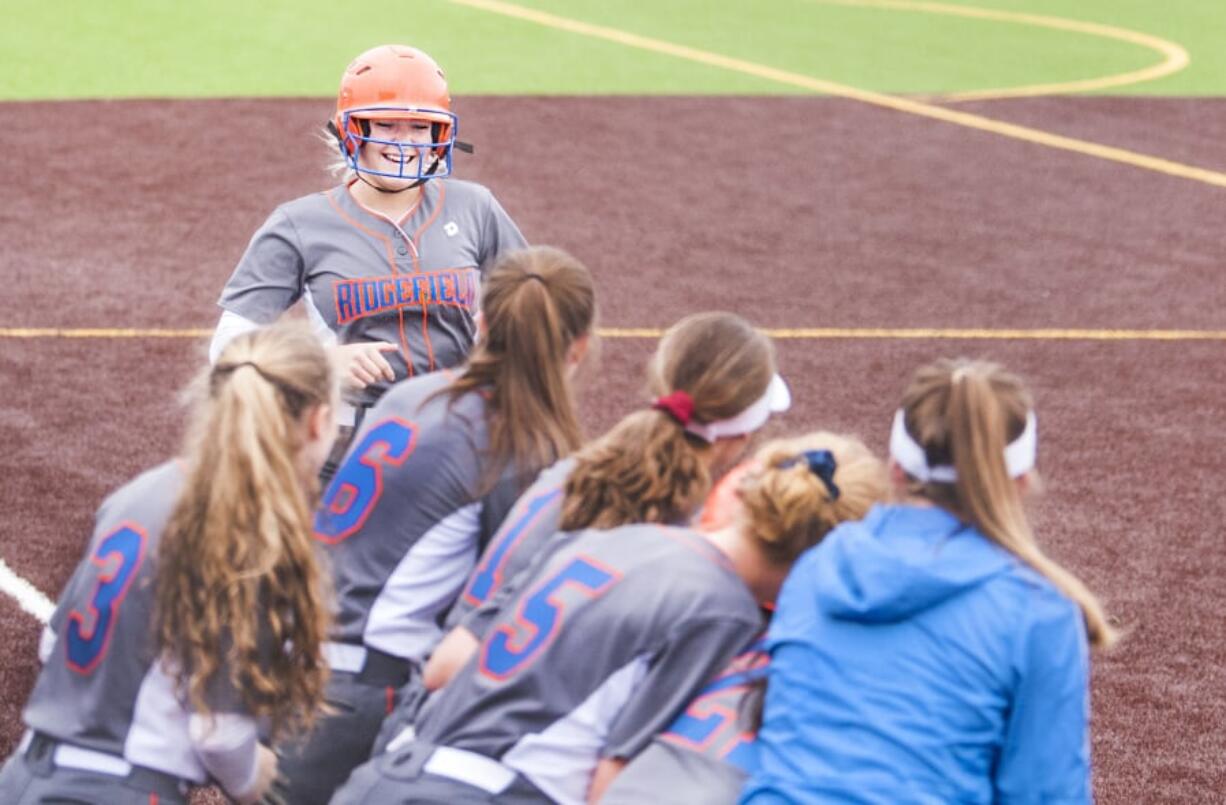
[0,557,54,624]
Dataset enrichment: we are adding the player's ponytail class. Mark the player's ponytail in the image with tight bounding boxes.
[737,432,887,732]
[155,322,336,739]
[899,358,1116,649]
[561,312,777,530]
[446,246,596,485]
[739,432,887,566]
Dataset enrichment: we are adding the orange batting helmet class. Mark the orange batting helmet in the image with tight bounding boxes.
[332,45,460,180]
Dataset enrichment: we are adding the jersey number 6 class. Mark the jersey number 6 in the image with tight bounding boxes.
[65,523,148,675]
[315,417,418,544]
[480,555,621,681]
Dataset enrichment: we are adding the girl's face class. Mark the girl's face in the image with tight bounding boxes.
[356,117,436,188]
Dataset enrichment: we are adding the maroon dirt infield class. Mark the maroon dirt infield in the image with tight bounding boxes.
[1,96,1224,802]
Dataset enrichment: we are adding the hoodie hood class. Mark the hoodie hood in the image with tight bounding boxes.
[814,503,1017,622]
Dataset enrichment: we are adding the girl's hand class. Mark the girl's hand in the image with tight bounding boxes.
[332,342,400,390]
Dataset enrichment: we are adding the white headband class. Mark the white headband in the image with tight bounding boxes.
[889,409,1037,483]
[685,374,791,443]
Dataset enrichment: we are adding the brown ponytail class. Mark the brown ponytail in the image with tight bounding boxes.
[739,432,887,566]
[444,247,595,486]
[561,312,776,531]
[155,322,335,739]
[900,358,1116,649]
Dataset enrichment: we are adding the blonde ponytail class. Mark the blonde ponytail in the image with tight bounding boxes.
[739,432,887,565]
[155,322,335,739]
[902,359,1117,649]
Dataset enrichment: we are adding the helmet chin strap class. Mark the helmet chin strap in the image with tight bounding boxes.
[354,155,441,194]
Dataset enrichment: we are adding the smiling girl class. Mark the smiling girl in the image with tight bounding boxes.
[213,44,526,479]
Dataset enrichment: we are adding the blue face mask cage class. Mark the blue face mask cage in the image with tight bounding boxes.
[339,107,459,181]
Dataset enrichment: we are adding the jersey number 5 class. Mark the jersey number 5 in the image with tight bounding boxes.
[65,523,148,675]
[480,555,621,681]
[315,417,418,544]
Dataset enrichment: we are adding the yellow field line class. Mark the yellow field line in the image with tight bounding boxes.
[4,327,1224,342]
[810,0,1189,102]
[759,328,1226,341]
[446,0,1226,189]
[610,328,1226,341]
[0,328,214,338]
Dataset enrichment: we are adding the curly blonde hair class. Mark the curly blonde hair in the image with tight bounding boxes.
[738,432,887,565]
[154,322,335,739]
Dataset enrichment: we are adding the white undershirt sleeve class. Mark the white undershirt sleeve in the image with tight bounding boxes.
[188,713,262,800]
[38,624,56,664]
[211,302,337,365]
[209,310,263,364]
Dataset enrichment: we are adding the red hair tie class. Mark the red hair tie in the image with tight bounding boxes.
[652,390,695,426]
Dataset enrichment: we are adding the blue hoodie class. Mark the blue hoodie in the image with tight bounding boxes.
[740,504,1091,805]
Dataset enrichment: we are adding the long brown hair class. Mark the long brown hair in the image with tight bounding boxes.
[154,323,335,739]
[899,357,1116,649]
[444,246,596,485]
[561,312,776,531]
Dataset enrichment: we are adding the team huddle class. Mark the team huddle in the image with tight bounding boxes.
[0,44,1113,805]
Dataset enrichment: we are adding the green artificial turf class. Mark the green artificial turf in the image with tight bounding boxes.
[2,0,1222,99]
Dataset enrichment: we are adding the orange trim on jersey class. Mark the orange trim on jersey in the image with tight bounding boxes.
[396,309,413,377]
[149,793,159,805]
[330,186,414,373]
[421,308,436,371]
[327,187,398,270]
[395,190,425,227]
[386,685,396,715]
[656,525,737,572]
[410,182,447,268]
[412,183,447,371]
[343,178,426,229]
[352,180,427,374]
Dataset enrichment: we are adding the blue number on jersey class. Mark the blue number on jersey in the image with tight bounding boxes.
[462,487,563,607]
[315,417,418,544]
[480,554,621,681]
[661,647,769,771]
[65,523,148,675]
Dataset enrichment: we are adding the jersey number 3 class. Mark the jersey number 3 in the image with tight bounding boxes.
[480,555,621,681]
[315,417,418,544]
[66,523,148,675]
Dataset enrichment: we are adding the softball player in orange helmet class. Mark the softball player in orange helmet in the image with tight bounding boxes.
[213,44,527,480]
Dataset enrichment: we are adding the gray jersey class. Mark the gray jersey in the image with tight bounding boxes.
[445,457,574,631]
[414,524,763,804]
[219,179,526,407]
[315,371,537,661]
[602,635,769,805]
[23,462,249,785]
